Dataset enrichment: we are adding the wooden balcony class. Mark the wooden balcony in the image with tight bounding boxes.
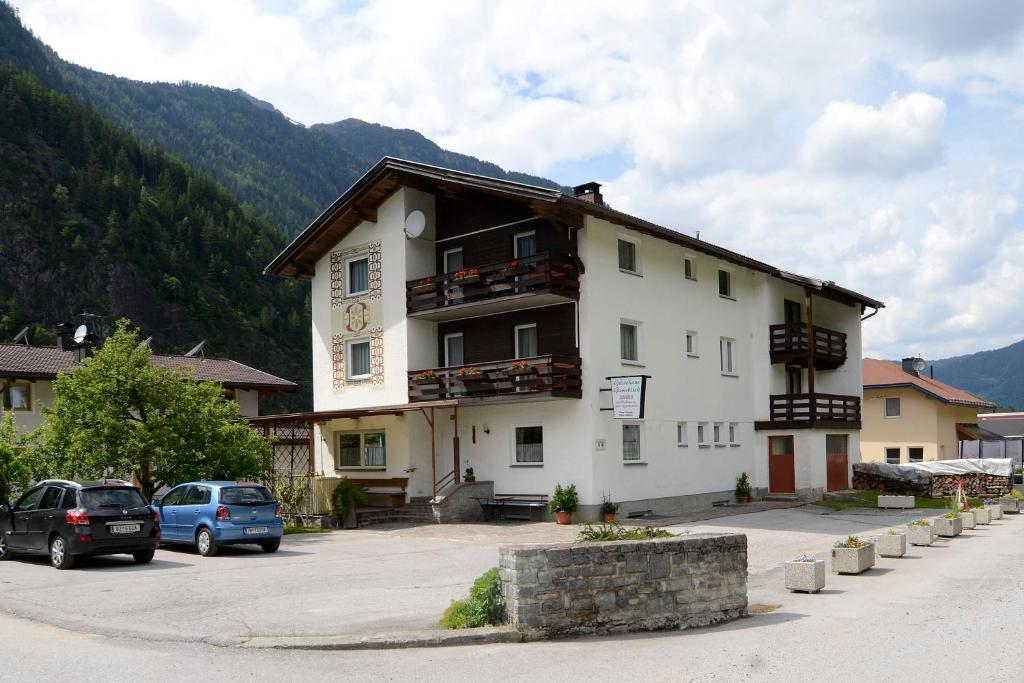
[755,393,861,430]
[408,354,582,403]
[406,252,579,321]
[768,323,847,370]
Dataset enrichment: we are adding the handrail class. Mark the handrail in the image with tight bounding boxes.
[768,323,847,364]
[767,392,861,423]
[409,354,583,402]
[434,470,457,501]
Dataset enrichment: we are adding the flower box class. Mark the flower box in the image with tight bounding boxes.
[984,502,1003,520]
[450,268,480,285]
[785,559,826,593]
[831,543,875,574]
[877,495,915,509]
[411,281,437,294]
[1000,498,1020,514]
[960,510,976,529]
[933,516,963,537]
[907,523,934,547]
[412,372,439,384]
[505,362,536,376]
[876,532,906,558]
[973,507,991,525]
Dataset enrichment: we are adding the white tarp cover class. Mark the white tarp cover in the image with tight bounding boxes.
[897,458,1012,477]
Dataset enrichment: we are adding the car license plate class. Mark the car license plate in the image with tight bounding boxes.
[110,523,141,534]
[244,527,269,535]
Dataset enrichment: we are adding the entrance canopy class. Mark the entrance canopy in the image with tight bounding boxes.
[956,422,1007,442]
[248,399,458,425]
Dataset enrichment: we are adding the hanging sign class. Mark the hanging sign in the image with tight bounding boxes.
[609,375,649,419]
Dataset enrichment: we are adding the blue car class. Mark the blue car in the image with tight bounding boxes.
[152,481,283,556]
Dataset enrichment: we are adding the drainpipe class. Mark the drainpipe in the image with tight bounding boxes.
[860,305,879,322]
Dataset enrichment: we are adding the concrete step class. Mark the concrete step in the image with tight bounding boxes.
[763,494,799,502]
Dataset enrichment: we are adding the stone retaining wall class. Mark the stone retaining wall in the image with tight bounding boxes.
[432,481,494,523]
[499,533,747,636]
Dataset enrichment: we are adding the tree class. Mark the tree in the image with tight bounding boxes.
[33,320,272,499]
[0,413,30,505]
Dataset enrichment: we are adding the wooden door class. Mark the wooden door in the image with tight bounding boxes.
[768,435,796,494]
[825,434,849,492]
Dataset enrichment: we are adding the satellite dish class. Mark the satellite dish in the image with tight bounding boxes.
[73,324,88,344]
[404,210,426,239]
[912,357,926,373]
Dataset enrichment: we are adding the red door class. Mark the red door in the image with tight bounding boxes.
[768,436,796,494]
[826,434,849,492]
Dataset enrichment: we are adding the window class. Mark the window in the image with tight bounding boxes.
[720,337,736,375]
[684,256,696,281]
[618,238,638,273]
[514,231,537,258]
[697,422,709,447]
[713,422,723,446]
[885,447,901,464]
[515,324,538,359]
[685,331,698,357]
[3,382,31,411]
[620,322,640,363]
[622,424,641,462]
[444,333,464,367]
[14,487,43,512]
[347,339,371,379]
[346,256,370,297]
[729,422,739,446]
[786,367,802,394]
[676,422,688,447]
[161,486,189,507]
[37,487,63,510]
[908,447,924,462]
[514,426,544,464]
[337,431,386,468]
[443,248,463,273]
[718,269,732,298]
[184,486,212,506]
[884,397,901,418]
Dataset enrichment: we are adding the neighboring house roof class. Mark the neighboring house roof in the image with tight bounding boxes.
[265,157,884,310]
[977,413,1024,439]
[0,344,296,392]
[862,358,995,408]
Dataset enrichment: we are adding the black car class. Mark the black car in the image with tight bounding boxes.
[0,479,160,569]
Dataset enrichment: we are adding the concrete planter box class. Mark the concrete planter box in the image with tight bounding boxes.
[973,508,991,525]
[831,543,875,574]
[985,504,1003,520]
[933,516,963,537]
[785,559,826,593]
[876,533,906,558]
[1000,498,1020,514]
[960,510,976,529]
[877,495,915,509]
[907,524,934,546]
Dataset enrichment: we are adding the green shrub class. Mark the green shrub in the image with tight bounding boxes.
[734,472,752,498]
[576,522,674,542]
[440,567,505,629]
[330,478,368,521]
[549,483,578,513]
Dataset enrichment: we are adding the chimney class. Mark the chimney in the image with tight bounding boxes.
[572,182,604,206]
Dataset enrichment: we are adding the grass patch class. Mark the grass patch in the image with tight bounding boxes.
[440,568,505,629]
[284,526,331,535]
[576,522,675,542]
[813,491,981,511]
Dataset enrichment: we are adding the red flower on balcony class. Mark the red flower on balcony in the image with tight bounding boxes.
[452,268,479,283]
[457,365,482,378]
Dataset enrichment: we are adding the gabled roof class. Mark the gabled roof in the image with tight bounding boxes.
[862,358,994,408]
[0,344,296,392]
[265,157,884,310]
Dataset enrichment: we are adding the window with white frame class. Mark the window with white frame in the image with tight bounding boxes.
[720,337,736,375]
[908,446,924,462]
[444,333,464,367]
[337,431,386,468]
[346,256,370,297]
[514,426,544,464]
[622,423,641,462]
[3,382,31,411]
[884,397,901,418]
[443,247,463,273]
[885,447,901,464]
[346,339,371,379]
[697,422,709,447]
[718,269,733,298]
[620,321,640,363]
[676,421,688,447]
[617,238,639,274]
[728,422,739,446]
[713,422,724,446]
[685,331,698,357]
[684,255,696,281]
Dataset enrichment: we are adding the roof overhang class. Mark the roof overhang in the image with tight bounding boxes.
[864,382,996,409]
[247,399,459,424]
[956,422,1007,441]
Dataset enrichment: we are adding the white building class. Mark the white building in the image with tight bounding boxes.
[265,158,883,519]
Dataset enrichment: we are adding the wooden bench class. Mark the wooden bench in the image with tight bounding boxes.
[345,478,409,508]
[473,494,549,521]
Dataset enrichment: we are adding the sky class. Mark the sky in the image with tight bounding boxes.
[12,0,1024,361]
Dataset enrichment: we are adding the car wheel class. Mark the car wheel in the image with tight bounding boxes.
[132,549,155,564]
[196,528,218,557]
[49,535,75,570]
[0,534,12,561]
[260,538,281,553]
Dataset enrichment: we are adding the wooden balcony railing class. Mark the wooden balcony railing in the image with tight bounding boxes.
[766,393,861,425]
[408,354,582,402]
[768,323,847,369]
[406,252,579,315]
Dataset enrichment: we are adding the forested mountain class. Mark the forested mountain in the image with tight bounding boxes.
[929,340,1024,411]
[0,2,562,237]
[0,62,310,411]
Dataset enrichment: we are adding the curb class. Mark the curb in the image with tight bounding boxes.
[241,626,524,651]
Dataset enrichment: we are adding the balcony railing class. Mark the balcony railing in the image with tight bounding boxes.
[406,252,579,316]
[768,323,847,369]
[408,354,582,402]
[763,393,861,426]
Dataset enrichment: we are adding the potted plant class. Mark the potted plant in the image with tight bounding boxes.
[451,267,480,284]
[457,365,483,379]
[549,483,578,525]
[876,528,906,558]
[785,554,826,593]
[505,360,535,376]
[600,493,619,523]
[972,503,991,525]
[330,478,368,530]
[412,369,438,384]
[411,277,437,294]
[464,466,476,483]
[831,535,875,574]
[907,518,934,546]
[984,499,1003,520]
[735,472,753,504]
[1000,489,1023,513]
[933,510,963,537]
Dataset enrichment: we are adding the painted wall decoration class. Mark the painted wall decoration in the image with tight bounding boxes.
[329,240,384,391]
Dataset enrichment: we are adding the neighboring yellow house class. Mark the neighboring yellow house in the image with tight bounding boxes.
[861,358,995,464]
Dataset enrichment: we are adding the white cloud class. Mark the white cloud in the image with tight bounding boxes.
[800,93,947,177]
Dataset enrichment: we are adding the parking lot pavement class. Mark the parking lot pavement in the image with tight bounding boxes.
[0,505,956,644]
